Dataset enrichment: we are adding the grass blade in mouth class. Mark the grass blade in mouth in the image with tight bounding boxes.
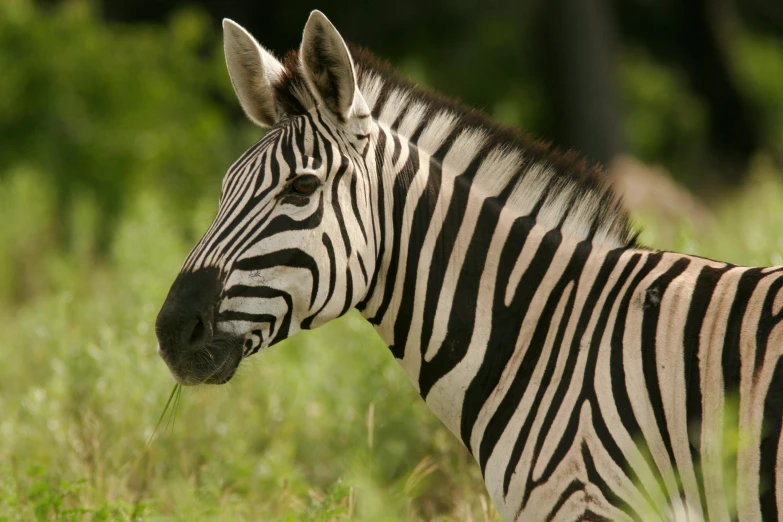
[166,382,183,432]
[146,383,181,448]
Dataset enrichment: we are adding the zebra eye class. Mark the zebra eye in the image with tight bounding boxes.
[289,174,320,196]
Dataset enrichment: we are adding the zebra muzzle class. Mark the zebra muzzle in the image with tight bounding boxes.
[155,267,243,385]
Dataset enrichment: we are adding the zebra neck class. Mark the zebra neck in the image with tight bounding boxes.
[358,123,596,440]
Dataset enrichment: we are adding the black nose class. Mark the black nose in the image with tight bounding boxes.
[156,267,222,357]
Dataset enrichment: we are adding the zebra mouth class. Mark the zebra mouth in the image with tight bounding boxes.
[162,333,245,386]
[155,267,250,386]
[202,334,245,384]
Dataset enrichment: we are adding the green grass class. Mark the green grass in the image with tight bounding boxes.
[1,159,783,521]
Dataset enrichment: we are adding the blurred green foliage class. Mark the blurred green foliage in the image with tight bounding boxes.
[0,0,255,255]
[734,32,783,148]
[620,33,783,182]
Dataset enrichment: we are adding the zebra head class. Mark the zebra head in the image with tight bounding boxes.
[155,12,376,385]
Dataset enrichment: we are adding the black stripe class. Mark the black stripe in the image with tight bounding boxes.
[329,156,353,257]
[219,311,276,334]
[243,193,324,247]
[723,268,764,394]
[366,140,420,341]
[390,96,411,130]
[302,234,337,329]
[234,249,319,309]
[543,479,583,522]
[390,133,402,166]
[222,285,293,345]
[758,273,783,520]
[756,274,783,378]
[760,359,783,522]
[581,441,638,522]
[471,223,559,474]
[527,248,650,520]
[637,257,691,495]
[370,78,394,119]
[417,141,496,354]
[608,252,664,507]
[419,194,505,398]
[514,241,591,502]
[339,263,354,318]
[357,252,368,287]
[349,168,368,243]
[356,129,388,312]
[683,264,730,515]
[388,137,451,357]
[721,268,764,510]
[280,124,299,179]
[292,117,309,174]
[580,249,652,520]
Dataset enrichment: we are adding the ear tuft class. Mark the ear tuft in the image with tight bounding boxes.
[299,11,364,121]
[223,19,285,127]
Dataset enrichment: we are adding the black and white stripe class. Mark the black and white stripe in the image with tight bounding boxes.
[162,12,783,521]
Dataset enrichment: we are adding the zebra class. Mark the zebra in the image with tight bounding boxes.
[154,11,783,521]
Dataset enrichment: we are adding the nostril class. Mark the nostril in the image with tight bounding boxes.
[156,267,222,360]
[187,316,207,348]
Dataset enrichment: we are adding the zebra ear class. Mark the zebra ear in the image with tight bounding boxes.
[299,11,369,122]
[223,19,285,127]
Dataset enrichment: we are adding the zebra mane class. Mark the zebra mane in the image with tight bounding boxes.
[274,46,638,249]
